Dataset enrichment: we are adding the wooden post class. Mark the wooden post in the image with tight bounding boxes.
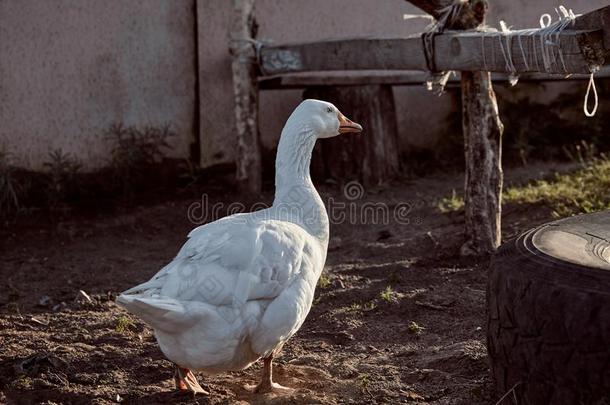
[435,0,503,255]
[230,0,262,194]
[408,0,502,254]
[304,85,400,186]
[461,71,503,255]
[457,0,503,255]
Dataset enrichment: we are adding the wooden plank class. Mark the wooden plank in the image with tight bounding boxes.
[259,29,606,76]
[260,37,427,75]
[229,0,262,194]
[259,71,430,88]
[258,67,610,89]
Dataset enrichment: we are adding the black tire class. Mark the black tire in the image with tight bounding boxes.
[487,211,610,405]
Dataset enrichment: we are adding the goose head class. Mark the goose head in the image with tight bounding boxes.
[286,99,362,139]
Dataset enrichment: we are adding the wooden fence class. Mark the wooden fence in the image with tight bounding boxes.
[230,0,610,255]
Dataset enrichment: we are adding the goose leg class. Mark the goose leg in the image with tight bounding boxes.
[174,365,209,395]
[247,355,294,394]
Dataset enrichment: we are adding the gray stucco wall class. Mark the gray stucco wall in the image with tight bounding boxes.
[0,0,196,170]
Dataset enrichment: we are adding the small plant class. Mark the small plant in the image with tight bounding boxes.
[408,321,425,335]
[105,123,175,196]
[363,301,377,311]
[318,274,331,289]
[115,315,136,333]
[437,156,610,217]
[0,147,20,216]
[505,156,610,217]
[437,188,464,213]
[563,140,598,166]
[379,286,397,303]
[358,373,371,393]
[43,149,81,207]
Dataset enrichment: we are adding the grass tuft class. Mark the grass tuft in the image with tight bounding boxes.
[505,157,610,217]
[43,149,82,207]
[437,157,610,217]
[408,321,425,335]
[105,123,175,197]
[438,188,464,213]
[379,286,398,303]
[115,315,136,334]
[318,274,331,289]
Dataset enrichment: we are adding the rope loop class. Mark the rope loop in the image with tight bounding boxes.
[540,14,552,28]
[584,70,599,118]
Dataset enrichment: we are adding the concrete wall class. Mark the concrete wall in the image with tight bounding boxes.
[198,0,609,167]
[0,0,196,170]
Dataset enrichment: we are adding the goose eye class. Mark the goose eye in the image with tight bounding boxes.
[326,107,333,113]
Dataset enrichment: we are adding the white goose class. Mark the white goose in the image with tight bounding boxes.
[116,99,362,394]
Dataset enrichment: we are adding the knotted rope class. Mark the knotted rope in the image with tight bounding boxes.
[491,5,599,117]
[413,2,600,116]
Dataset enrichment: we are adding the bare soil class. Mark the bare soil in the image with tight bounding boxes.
[0,166,559,405]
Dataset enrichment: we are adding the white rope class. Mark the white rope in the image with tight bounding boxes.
[499,20,519,86]
[487,5,579,79]
[486,5,600,117]
[584,70,599,117]
[403,14,435,22]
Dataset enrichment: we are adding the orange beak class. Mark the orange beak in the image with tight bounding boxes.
[338,113,363,134]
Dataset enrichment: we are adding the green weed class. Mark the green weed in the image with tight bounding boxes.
[408,321,425,335]
[379,286,398,303]
[115,315,136,334]
[437,157,610,217]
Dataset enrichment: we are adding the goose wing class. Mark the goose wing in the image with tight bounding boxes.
[120,214,311,307]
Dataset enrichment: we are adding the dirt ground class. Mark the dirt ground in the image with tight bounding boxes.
[0,165,561,405]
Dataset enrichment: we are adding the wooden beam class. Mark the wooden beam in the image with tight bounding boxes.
[258,67,610,89]
[230,0,262,194]
[260,30,606,76]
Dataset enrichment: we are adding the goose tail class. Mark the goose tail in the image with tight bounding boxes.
[116,294,196,332]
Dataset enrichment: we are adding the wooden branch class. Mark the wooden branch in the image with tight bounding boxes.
[405,0,487,29]
[404,0,453,19]
[230,0,262,194]
[260,29,606,76]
